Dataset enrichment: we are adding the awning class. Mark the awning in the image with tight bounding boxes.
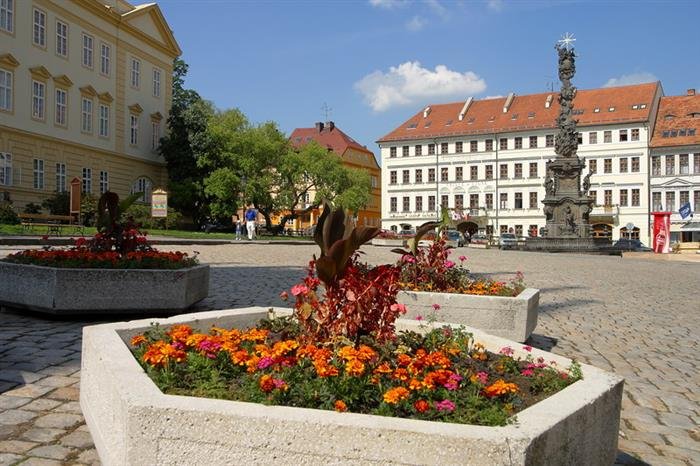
[680,222,700,232]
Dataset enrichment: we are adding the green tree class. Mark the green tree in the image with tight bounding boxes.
[159,59,213,225]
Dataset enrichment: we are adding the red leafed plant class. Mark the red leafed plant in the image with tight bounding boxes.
[286,202,404,343]
[83,191,150,254]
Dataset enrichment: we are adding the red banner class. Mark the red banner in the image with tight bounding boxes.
[652,211,671,254]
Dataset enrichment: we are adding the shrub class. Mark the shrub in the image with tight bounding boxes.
[80,194,97,226]
[41,192,70,215]
[0,200,19,224]
[123,203,184,230]
[23,202,42,214]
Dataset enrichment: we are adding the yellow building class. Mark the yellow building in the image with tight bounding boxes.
[0,0,180,209]
[287,121,381,230]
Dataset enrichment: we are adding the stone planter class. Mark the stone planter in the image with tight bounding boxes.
[81,307,623,466]
[397,288,539,342]
[370,238,407,247]
[0,261,209,314]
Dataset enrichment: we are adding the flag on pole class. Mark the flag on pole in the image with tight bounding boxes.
[679,202,692,219]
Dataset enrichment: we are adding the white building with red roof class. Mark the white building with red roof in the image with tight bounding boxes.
[649,89,700,245]
[377,82,664,244]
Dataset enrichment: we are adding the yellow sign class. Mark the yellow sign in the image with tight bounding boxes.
[151,189,168,218]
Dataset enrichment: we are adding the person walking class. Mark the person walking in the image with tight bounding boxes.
[244,204,257,240]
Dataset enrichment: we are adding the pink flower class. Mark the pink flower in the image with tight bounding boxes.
[390,303,407,314]
[415,315,424,321]
[459,255,467,262]
[432,303,441,311]
[290,284,309,297]
[521,369,534,377]
[444,373,462,390]
[279,291,289,301]
[444,260,455,269]
[474,371,489,384]
[435,399,456,412]
[522,345,532,352]
[402,254,416,263]
[272,378,288,389]
[257,356,275,369]
[499,346,514,356]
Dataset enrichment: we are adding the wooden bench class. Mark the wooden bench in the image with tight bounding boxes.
[18,213,84,236]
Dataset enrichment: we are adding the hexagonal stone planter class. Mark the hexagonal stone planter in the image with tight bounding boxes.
[81,307,623,466]
[397,288,539,343]
[0,261,209,314]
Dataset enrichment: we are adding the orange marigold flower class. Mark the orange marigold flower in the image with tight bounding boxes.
[167,324,193,343]
[425,351,451,369]
[231,349,249,365]
[297,344,319,359]
[483,379,519,398]
[241,328,269,342]
[414,399,430,413]
[259,374,275,393]
[397,353,412,367]
[337,346,358,361]
[345,359,366,377]
[185,333,208,349]
[272,340,299,357]
[423,369,454,389]
[383,386,410,404]
[142,341,186,367]
[130,334,147,347]
[392,368,410,382]
[408,378,423,391]
[246,355,260,373]
[356,345,377,362]
[313,360,339,378]
[334,400,347,412]
[373,362,393,375]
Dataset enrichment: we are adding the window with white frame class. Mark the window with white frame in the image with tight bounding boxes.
[99,170,109,194]
[56,20,68,57]
[132,177,152,203]
[152,69,161,97]
[82,33,93,68]
[130,114,139,145]
[55,162,66,192]
[81,98,92,133]
[0,0,14,33]
[82,167,92,193]
[0,152,11,186]
[54,88,67,126]
[33,8,46,47]
[33,159,44,189]
[32,80,45,119]
[99,104,109,137]
[151,121,160,150]
[0,69,11,111]
[130,58,140,88]
[100,43,110,75]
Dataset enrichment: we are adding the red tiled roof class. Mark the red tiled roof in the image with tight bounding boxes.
[290,123,374,157]
[650,93,700,148]
[377,82,660,143]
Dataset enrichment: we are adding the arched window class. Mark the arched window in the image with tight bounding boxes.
[619,226,640,240]
[591,223,612,239]
[131,177,152,203]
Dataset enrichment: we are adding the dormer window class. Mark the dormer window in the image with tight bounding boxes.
[608,107,615,112]
[511,113,518,120]
[445,119,453,126]
[664,114,675,120]
[688,112,700,118]
[593,108,600,113]
[632,105,638,110]
[640,104,647,109]
[407,122,417,129]
[527,112,535,119]
[424,121,431,128]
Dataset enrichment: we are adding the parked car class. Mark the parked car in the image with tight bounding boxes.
[201,219,230,233]
[470,234,489,245]
[398,228,416,237]
[445,230,465,247]
[417,231,437,248]
[611,239,652,252]
[499,233,518,250]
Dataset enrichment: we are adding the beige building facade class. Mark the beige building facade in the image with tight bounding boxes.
[0,0,180,209]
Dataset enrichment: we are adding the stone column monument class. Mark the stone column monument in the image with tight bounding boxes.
[527,34,610,252]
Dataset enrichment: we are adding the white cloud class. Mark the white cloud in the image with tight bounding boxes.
[354,61,487,112]
[603,72,658,88]
[424,0,448,18]
[406,15,427,31]
[487,0,504,11]
[368,0,407,9]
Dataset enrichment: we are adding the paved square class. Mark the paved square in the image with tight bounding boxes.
[1,244,698,465]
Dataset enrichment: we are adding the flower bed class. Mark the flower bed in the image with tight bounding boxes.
[0,191,208,314]
[81,307,624,466]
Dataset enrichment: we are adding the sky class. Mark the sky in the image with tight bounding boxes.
[158,0,700,162]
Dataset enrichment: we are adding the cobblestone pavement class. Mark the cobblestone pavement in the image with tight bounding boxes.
[0,243,699,465]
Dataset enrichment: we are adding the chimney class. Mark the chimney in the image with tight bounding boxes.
[423,106,431,118]
[315,122,324,132]
[458,97,473,121]
[688,89,696,96]
[326,121,335,131]
[545,94,553,109]
[502,92,515,113]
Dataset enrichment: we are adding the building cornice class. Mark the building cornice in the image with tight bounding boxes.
[29,65,52,80]
[0,53,20,69]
